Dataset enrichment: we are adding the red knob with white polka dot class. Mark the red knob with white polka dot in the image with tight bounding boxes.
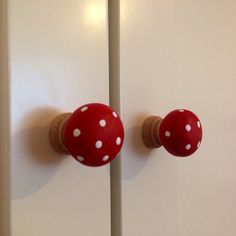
[142,109,202,157]
[49,103,124,166]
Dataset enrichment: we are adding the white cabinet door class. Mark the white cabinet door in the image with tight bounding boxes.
[121,0,236,235]
[7,0,110,235]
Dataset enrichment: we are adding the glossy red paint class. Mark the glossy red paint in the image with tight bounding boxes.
[159,109,202,157]
[63,103,124,166]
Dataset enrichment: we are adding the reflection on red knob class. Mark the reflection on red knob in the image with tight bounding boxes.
[142,109,202,157]
[49,103,124,167]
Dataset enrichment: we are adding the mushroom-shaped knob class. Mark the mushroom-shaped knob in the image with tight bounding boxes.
[49,103,124,166]
[142,109,202,157]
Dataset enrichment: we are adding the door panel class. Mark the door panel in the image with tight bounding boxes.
[121,0,236,235]
[9,0,110,235]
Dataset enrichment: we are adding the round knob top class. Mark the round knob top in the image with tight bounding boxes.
[159,109,202,157]
[63,103,124,167]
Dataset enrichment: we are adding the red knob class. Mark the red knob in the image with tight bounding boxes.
[49,103,124,166]
[142,109,202,157]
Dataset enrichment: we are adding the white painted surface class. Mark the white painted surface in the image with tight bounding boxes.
[121,0,236,235]
[9,0,110,235]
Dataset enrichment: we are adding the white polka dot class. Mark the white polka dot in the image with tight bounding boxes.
[185,144,191,150]
[165,131,171,137]
[99,119,106,127]
[197,141,201,148]
[77,156,84,162]
[179,109,184,112]
[113,112,118,118]
[73,129,81,137]
[185,124,191,132]
[116,137,121,145]
[197,121,201,128]
[81,106,88,112]
[103,155,109,161]
[95,140,103,149]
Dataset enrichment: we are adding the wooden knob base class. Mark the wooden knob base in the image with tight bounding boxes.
[49,113,72,154]
[142,116,163,148]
